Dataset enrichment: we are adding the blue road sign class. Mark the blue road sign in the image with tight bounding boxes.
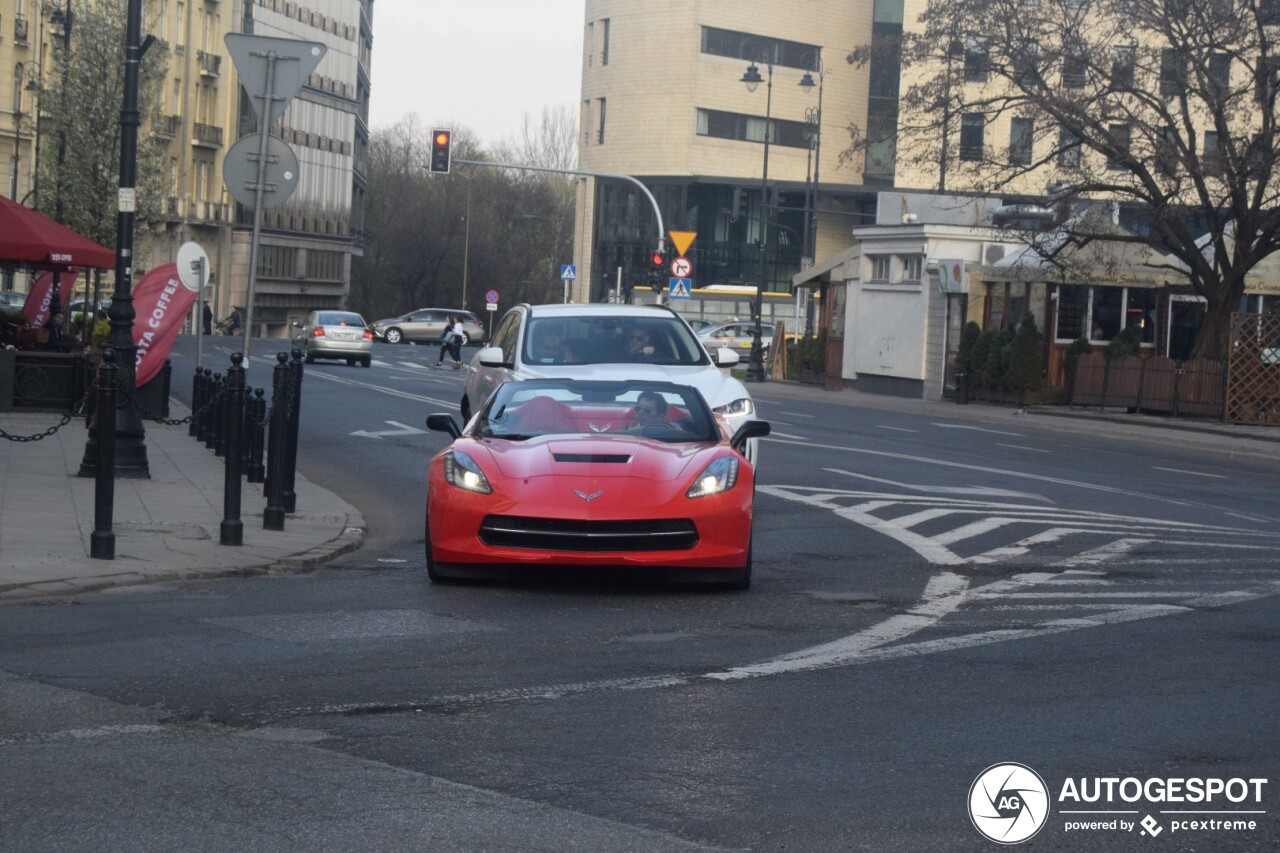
[560,264,577,280]
[668,278,691,299]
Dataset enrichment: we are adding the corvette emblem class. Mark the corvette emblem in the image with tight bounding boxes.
[588,422,611,433]
[574,489,605,502]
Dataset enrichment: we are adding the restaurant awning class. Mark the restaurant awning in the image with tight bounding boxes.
[0,195,115,271]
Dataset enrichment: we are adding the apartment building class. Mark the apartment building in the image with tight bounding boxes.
[575,0,877,304]
[1,0,371,338]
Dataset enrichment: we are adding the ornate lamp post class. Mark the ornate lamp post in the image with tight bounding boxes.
[799,51,825,267]
[741,54,773,383]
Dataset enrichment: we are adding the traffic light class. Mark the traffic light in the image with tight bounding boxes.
[648,249,667,292]
[429,129,452,174]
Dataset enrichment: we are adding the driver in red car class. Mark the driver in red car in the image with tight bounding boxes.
[623,391,686,431]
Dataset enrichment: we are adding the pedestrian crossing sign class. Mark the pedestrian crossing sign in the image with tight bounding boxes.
[669,278,691,299]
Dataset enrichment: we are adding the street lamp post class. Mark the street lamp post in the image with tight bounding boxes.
[741,54,773,384]
[799,51,825,266]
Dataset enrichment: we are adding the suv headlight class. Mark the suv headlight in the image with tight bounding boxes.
[443,450,492,494]
[687,456,739,498]
[714,398,755,419]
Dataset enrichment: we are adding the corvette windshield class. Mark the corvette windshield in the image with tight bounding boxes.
[478,380,718,443]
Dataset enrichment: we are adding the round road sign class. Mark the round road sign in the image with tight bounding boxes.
[485,289,499,304]
[670,256,692,277]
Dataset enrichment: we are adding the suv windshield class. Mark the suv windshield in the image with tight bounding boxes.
[523,316,710,366]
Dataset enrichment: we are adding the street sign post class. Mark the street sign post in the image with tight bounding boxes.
[560,264,576,303]
[223,33,327,359]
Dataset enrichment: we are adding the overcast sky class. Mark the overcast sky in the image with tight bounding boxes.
[368,1,586,146]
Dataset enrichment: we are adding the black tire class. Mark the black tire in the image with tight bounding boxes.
[385,327,404,344]
[303,348,316,364]
[460,396,471,423]
[361,356,372,368]
[346,358,356,366]
[726,539,753,591]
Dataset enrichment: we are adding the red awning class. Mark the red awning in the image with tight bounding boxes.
[0,195,115,270]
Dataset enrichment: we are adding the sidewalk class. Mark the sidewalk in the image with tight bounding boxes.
[0,401,365,602]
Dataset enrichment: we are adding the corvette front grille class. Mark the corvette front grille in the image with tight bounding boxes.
[480,515,698,552]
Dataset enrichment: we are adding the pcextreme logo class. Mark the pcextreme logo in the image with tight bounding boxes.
[969,763,1051,844]
[969,764,1270,844]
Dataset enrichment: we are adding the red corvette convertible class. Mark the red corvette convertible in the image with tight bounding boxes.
[424,378,770,588]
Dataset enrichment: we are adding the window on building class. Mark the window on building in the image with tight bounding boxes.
[1059,125,1082,167]
[1092,287,1124,340]
[1062,51,1086,89]
[964,37,989,83]
[176,2,185,48]
[696,109,812,150]
[1125,287,1157,344]
[870,255,892,281]
[700,26,820,71]
[1203,131,1222,176]
[1014,39,1040,86]
[168,158,177,195]
[196,160,209,201]
[899,255,923,282]
[1056,285,1089,340]
[1209,52,1231,91]
[1111,45,1135,89]
[601,18,610,65]
[1159,49,1185,96]
[1010,117,1034,165]
[1107,123,1131,170]
[960,113,985,161]
[305,249,344,281]
[596,97,606,144]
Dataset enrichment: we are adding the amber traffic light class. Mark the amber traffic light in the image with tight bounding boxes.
[430,129,452,174]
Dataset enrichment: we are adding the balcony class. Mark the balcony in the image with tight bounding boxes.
[14,16,29,44]
[194,201,228,223]
[191,123,223,149]
[197,50,221,77]
[152,114,182,139]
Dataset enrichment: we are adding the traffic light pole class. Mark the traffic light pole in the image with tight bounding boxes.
[453,160,666,258]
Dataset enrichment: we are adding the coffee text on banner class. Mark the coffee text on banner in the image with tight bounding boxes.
[132,262,199,386]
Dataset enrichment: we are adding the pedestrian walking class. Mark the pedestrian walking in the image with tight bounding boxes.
[224,306,242,337]
[435,315,465,368]
[202,300,213,335]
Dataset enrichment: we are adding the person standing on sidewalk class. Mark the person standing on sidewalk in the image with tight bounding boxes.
[202,300,213,335]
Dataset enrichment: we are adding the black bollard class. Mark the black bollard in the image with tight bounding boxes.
[196,369,212,442]
[205,372,222,450]
[263,353,289,531]
[246,387,267,484]
[90,350,118,560]
[220,353,246,546]
[241,386,254,471]
[189,368,204,437]
[215,369,230,458]
[282,348,304,512]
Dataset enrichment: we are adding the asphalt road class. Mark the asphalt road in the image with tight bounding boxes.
[0,335,1276,851]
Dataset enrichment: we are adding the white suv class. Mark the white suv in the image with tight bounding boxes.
[461,303,760,459]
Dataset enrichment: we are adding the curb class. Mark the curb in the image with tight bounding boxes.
[0,516,367,603]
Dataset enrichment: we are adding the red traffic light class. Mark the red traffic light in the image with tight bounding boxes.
[650,251,665,266]
[429,128,453,174]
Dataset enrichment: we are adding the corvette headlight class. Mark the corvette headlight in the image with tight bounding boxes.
[443,450,492,494]
[687,456,739,498]
[714,397,755,419]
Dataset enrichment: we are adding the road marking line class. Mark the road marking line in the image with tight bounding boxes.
[398,361,429,370]
[1054,538,1150,567]
[970,528,1086,564]
[931,517,1020,546]
[779,411,816,418]
[827,468,1051,501]
[1152,466,1228,479]
[876,425,919,433]
[932,423,1025,436]
[998,443,1054,454]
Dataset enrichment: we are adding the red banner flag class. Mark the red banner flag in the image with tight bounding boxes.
[132,263,199,386]
[22,269,79,329]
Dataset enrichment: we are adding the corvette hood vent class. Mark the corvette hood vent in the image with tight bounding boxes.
[552,453,631,463]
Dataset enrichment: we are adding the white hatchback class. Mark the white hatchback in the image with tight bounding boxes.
[461,303,760,460]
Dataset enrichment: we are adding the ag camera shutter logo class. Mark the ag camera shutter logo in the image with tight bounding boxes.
[969,763,1051,844]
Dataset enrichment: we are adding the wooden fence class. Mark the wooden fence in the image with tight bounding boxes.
[1071,352,1226,417]
[1225,313,1280,426]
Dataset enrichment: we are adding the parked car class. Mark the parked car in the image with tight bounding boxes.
[0,291,28,309]
[292,310,374,367]
[460,303,760,462]
[370,308,485,346]
[424,377,770,587]
[697,321,776,358]
[682,317,716,332]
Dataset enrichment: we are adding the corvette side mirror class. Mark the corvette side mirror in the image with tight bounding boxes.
[425,413,461,439]
[730,419,770,454]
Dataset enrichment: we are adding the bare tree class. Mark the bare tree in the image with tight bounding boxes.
[848,0,1280,358]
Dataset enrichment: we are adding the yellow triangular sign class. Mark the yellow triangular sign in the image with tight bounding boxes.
[668,231,697,257]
